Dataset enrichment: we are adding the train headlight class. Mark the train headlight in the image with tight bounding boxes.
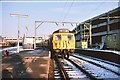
[55,49,60,53]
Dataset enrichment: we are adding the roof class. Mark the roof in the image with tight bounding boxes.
[53,28,72,34]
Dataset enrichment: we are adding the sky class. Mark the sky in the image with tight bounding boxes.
[1,1,119,39]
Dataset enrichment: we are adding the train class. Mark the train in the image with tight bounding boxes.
[48,28,76,59]
[104,33,120,51]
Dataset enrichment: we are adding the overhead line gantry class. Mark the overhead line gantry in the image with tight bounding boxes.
[34,20,92,49]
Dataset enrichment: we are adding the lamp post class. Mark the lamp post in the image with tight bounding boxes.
[10,14,28,53]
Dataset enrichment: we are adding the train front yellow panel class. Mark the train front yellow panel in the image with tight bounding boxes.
[52,33,75,50]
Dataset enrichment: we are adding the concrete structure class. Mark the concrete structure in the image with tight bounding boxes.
[4,37,23,43]
[0,36,9,47]
[23,37,44,49]
[73,7,120,49]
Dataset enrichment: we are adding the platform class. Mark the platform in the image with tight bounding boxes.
[75,48,120,64]
[2,49,50,79]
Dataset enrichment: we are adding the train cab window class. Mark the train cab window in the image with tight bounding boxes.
[55,35,61,40]
[68,35,73,40]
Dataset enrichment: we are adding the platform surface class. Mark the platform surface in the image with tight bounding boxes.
[2,49,50,79]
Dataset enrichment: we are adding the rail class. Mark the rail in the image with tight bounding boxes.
[54,58,70,80]
[72,54,120,76]
[66,58,97,80]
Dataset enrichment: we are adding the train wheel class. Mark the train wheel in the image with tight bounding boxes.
[60,53,64,59]
[63,50,67,58]
[54,53,58,59]
[67,53,70,58]
[63,53,68,58]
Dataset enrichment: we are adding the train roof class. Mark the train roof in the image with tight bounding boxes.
[53,28,73,34]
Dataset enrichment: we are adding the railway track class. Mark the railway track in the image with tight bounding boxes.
[72,54,120,76]
[74,53,120,68]
[69,55,120,79]
[54,57,96,80]
[54,54,120,79]
[54,58,69,80]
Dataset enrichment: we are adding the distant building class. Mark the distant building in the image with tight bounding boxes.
[23,37,44,49]
[0,36,9,47]
[5,37,23,43]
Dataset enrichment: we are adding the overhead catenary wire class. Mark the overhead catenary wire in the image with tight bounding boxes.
[58,1,68,28]
[60,1,68,20]
[85,2,105,19]
[62,0,75,22]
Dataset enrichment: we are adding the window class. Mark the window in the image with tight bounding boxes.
[68,35,73,40]
[55,35,61,40]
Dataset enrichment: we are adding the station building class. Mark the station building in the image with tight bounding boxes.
[23,37,44,49]
[0,36,9,47]
[73,7,120,50]
[5,37,23,43]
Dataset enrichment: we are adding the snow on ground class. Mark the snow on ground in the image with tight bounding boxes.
[73,54,120,74]
[70,56,119,79]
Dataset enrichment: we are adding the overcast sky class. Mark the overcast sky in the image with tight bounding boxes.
[1,1,119,38]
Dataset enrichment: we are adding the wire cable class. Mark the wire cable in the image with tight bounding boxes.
[85,2,105,19]
[62,0,75,22]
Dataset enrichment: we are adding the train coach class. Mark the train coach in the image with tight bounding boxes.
[48,28,76,59]
[104,33,120,51]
